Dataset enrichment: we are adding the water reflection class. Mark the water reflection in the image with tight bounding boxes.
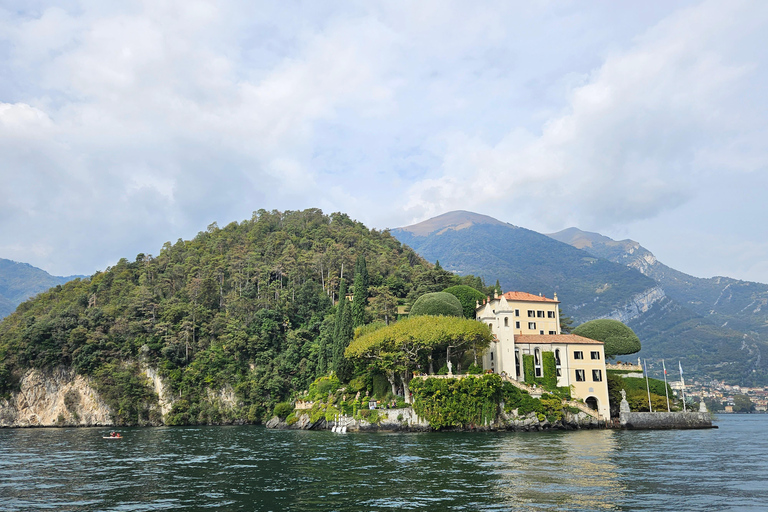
[490,430,625,510]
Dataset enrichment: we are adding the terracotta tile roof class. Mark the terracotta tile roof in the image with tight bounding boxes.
[515,334,604,345]
[501,291,559,303]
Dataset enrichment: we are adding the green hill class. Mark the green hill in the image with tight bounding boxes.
[0,209,485,425]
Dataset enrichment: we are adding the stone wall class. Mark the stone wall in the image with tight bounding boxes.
[620,411,713,430]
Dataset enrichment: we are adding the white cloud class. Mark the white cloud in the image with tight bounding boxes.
[403,0,768,232]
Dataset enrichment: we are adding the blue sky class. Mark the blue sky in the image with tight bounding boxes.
[1,1,767,282]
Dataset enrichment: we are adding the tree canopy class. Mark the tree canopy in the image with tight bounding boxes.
[572,319,641,358]
[443,285,486,319]
[409,292,463,318]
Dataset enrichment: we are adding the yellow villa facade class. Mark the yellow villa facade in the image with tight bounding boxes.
[476,291,611,419]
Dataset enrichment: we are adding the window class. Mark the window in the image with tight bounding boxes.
[528,322,536,330]
[539,330,544,335]
[537,310,544,318]
[574,351,583,360]
[504,317,509,327]
[591,351,601,360]
[575,369,586,382]
[515,321,520,329]
[547,311,555,318]
[534,349,542,377]
[528,310,535,317]
[515,309,520,317]
[592,369,602,382]
[554,349,561,366]
[549,330,556,335]
[490,352,494,361]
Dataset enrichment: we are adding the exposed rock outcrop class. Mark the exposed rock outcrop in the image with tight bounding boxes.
[603,286,666,324]
[0,367,112,427]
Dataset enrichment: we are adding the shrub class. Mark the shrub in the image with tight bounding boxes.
[409,292,463,318]
[443,285,487,319]
[467,363,483,374]
[273,401,293,420]
[286,412,298,425]
[572,319,641,358]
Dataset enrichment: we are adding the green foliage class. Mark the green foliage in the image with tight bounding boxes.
[607,371,679,415]
[273,401,293,419]
[345,315,493,387]
[409,292,463,318]
[732,394,754,413]
[351,255,369,328]
[443,285,486,319]
[0,209,442,424]
[522,354,535,384]
[573,319,641,358]
[466,363,483,374]
[539,351,557,389]
[410,374,502,429]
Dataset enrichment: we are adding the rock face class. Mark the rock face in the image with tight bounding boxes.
[0,367,112,427]
[603,286,666,324]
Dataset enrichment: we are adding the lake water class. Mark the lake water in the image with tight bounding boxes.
[0,415,766,511]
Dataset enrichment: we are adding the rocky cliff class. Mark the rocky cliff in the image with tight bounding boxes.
[0,367,112,427]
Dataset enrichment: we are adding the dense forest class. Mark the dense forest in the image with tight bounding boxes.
[0,209,493,425]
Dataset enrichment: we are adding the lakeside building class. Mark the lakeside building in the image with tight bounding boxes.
[476,291,611,419]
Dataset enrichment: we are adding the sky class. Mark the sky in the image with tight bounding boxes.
[1,1,767,283]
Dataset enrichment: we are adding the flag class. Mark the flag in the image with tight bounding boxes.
[663,360,667,375]
[679,361,683,375]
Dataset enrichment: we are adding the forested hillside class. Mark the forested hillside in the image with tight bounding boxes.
[0,209,483,425]
[0,259,83,319]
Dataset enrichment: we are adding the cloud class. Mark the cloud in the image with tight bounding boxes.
[403,0,768,231]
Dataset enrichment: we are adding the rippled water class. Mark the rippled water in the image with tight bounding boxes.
[1,415,766,511]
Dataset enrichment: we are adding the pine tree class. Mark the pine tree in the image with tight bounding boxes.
[351,255,369,328]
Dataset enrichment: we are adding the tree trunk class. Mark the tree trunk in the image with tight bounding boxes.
[400,371,412,404]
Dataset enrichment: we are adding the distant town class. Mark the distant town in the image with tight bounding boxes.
[674,379,766,413]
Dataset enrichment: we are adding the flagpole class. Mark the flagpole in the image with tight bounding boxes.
[662,359,670,412]
[679,361,687,412]
[644,359,653,412]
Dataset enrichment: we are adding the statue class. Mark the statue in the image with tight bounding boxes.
[447,360,453,375]
[619,389,630,414]
[699,400,708,413]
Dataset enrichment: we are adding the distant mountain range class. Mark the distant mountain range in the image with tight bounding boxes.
[392,211,768,386]
[0,259,84,318]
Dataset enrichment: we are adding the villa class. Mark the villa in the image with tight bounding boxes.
[476,291,611,419]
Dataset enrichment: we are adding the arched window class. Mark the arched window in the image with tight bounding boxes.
[534,348,542,378]
[504,317,509,327]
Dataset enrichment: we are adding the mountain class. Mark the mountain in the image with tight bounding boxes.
[548,228,768,338]
[392,211,768,385]
[0,258,84,319]
[392,211,658,322]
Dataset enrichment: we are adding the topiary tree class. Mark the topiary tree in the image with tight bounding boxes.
[572,319,641,358]
[409,292,463,318]
[443,285,487,319]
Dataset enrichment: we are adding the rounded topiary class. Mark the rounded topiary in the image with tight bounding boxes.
[443,285,487,319]
[572,319,641,358]
[409,292,464,318]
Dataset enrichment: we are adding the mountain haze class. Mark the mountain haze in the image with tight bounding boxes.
[393,211,768,385]
[0,259,84,319]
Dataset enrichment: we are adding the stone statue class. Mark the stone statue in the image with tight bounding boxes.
[699,400,708,413]
[619,389,630,414]
[447,360,453,375]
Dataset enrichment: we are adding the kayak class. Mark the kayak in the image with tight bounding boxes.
[103,436,123,439]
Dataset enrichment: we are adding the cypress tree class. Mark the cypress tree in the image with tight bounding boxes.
[352,255,369,328]
[332,279,353,376]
